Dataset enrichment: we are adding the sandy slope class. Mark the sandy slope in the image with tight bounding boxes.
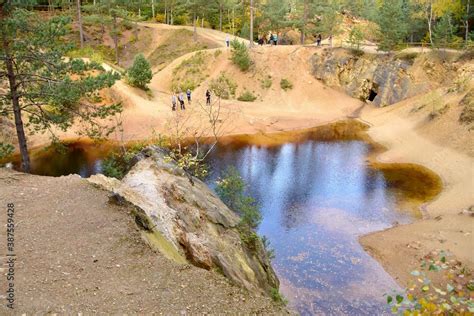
[72,45,363,146]
[359,98,474,285]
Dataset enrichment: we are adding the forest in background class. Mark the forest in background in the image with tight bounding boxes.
[22,0,474,51]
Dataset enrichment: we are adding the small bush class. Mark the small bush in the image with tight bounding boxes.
[0,143,14,160]
[237,90,257,102]
[209,72,237,99]
[348,25,364,50]
[270,288,288,305]
[216,166,262,230]
[280,78,293,91]
[171,51,209,91]
[260,75,272,89]
[127,54,153,89]
[102,143,145,179]
[230,39,252,72]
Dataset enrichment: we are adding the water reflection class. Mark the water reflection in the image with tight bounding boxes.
[206,140,410,315]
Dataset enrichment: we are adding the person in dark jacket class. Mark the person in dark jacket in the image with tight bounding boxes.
[206,89,211,105]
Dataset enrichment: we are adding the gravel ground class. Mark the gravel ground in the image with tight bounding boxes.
[0,169,287,314]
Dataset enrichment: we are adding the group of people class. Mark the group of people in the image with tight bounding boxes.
[171,89,212,111]
[257,33,279,46]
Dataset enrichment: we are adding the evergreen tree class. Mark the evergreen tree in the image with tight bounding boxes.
[0,6,121,172]
[127,54,153,89]
[432,10,458,48]
[313,0,342,48]
[376,0,409,51]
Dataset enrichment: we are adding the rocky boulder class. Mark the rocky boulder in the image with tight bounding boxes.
[311,49,432,107]
[89,146,279,295]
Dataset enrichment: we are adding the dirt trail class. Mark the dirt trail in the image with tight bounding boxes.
[138,22,250,47]
[0,169,286,314]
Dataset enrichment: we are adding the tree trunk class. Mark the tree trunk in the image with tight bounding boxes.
[201,17,204,28]
[193,11,197,42]
[76,0,84,48]
[152,0,155,19]
[300,0,308,44]
[466,0,470,47]
[232,8,235,36]
[219,4,223,31]
[1,31,31,172]
[249,0,254,47]
[112,14,120,65]
[428,0,434,47]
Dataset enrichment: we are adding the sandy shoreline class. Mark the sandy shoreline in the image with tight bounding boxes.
[359,104,473,286]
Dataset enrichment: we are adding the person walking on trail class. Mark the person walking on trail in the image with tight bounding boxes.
[171,94,177,111]
[225,35,230,48]
[206,89,211,105]
[316,34,322,46]
[273,33,278,45]
[186,89,192,104]
[178,92,185,110]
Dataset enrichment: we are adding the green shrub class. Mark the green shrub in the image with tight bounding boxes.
[209,72,237,99]
[237,90,257,102]
[67,45,115,64]
[0,143,14,160]
[102,143,145,179]
[127,54,153,89]
[216,166,262,249]
[216,166,262,229]
[260,75,273,89]
[270,288,288,305]
[230,39,252,72]
[280,78,293,91]
[348,25,364,50]
[171,51,209,91]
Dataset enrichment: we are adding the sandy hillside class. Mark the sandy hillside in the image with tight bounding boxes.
[359,89,474,285]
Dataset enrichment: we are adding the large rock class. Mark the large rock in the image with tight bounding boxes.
[89,146,279,295]
[311,49,432,107]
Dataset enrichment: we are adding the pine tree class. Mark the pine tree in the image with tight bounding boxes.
[0,7,121,172]
[127,54,153,89]
[376,0,409,51]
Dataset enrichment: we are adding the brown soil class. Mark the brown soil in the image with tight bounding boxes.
[0,169,287,314]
